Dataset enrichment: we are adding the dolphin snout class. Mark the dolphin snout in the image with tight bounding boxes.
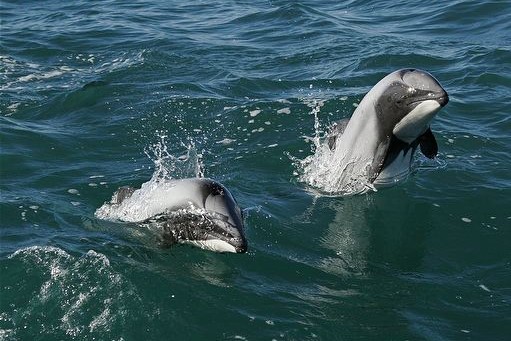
[232,236,248,253]
[236,243,248,253]
[437,92,449,107]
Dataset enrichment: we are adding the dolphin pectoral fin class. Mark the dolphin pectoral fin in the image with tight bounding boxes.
[368,137,391,182]
[419,128,438,159]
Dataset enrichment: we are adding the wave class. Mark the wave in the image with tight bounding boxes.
[3,246,143,340]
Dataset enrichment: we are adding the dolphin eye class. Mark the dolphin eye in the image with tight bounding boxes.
[390,90,404,105]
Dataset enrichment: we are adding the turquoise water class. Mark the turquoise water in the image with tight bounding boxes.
[1,1,510,340]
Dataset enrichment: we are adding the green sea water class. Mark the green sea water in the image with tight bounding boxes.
[1,1,510,340]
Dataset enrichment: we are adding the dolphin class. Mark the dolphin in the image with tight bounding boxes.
[326,68,449,190]
[97,178,247,253]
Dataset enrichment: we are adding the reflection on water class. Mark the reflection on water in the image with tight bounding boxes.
[317,189,433,276]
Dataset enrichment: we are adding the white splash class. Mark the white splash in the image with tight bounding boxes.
[95,135,205,222]
[95,180,178,222]
[144,133,204,181]
[294,99,374,196]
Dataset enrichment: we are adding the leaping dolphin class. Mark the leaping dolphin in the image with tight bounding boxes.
[324,68,449,192]
[96,178,247,253]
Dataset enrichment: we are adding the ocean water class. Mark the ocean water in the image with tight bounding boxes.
[1,0,510,340]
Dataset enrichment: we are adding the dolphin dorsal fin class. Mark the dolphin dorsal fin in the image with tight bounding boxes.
[327,118,350,150]
[112,186,135,204]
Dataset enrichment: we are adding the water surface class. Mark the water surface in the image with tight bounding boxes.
[1,1,510,340]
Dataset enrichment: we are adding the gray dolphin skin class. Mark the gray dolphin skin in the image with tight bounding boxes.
[112,178,247,253]
[327,68,449,187]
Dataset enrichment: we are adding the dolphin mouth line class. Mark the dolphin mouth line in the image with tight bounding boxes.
[408,94,449,107]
